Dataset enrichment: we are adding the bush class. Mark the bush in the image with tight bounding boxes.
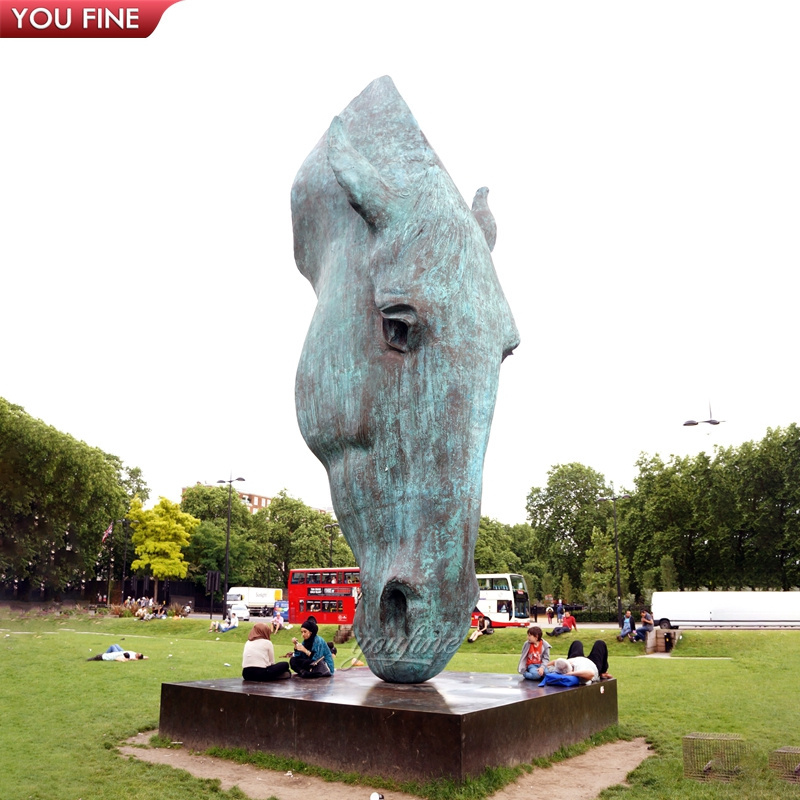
[572,610,617,624]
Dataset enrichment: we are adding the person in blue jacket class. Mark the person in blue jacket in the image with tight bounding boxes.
[289,618,334,677]
[617,610,635,641]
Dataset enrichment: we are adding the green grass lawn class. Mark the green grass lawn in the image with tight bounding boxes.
[2,608,798,799]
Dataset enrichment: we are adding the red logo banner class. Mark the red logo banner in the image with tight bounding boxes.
[0,0,183,38]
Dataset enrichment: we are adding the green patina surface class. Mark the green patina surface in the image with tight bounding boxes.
[291,77,518,683]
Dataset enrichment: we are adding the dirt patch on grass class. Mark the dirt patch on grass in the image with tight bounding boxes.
[120,732,651,800]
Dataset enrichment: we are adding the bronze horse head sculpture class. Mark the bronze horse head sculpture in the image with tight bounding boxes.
[292,77,519,682]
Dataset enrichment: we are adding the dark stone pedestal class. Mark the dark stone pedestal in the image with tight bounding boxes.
[159,670,617,782]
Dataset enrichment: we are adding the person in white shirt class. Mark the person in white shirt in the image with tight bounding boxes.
[552,640,611,683]
[242,623,290,681]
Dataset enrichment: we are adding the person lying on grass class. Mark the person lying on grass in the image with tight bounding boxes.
[87,644,148,661]
[538,640,610,686]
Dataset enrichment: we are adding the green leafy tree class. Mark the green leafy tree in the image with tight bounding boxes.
[626,427,800,593]
[329,524,356,569]
[504,522,545,600]
[180,483,255,590]
[558,573,574,605]
[660,554,678,591]
[540,571,556,602]
[474,517,520,573]
[729,425,800,590]
[102,455,151,507]
[580,525,628,613]
[94,459,151,587]
[180,484,252,532]
[128,497,199,602]
[640,568,659,609]
[625,454,699,595]
[246,491,345,588]
[184,520,226,581]
[526,463,608,591]
[246,511,280,587]
[0,398,128,598]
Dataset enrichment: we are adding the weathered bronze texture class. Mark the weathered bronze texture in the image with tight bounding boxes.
[159,672,617,782]
[292,76,519,683]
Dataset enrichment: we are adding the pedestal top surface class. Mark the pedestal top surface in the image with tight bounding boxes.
[165,669,603,716]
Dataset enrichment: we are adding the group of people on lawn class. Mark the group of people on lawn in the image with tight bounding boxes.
[92,603,655,687]
[468,614,612,685]
[468,605,658,685]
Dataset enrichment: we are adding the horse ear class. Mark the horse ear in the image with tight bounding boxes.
[327,116,394,229]
[471,186,497,252]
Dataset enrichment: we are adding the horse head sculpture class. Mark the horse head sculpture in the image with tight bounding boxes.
[292,77,519,683]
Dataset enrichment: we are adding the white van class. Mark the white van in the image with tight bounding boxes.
[652,591,800,629]
[226,587,282,617]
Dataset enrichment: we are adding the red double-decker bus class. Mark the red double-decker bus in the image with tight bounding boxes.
[287,567,361,625]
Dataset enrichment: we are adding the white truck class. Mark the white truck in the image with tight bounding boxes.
[652,591,800,629]
[226,587,283,617]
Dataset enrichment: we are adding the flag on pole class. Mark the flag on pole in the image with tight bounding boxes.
[102,522,113,543]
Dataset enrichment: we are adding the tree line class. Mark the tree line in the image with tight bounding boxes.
[476,423,800,611]
[3,397,798,609]
[0,398,143,599]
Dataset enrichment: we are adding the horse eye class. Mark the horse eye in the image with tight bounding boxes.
[383,318,408,351]
[380,304,417,353]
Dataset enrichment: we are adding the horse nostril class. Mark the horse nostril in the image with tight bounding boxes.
[380,585,409,635]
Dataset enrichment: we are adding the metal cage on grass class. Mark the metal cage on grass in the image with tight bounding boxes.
[682,733,747,781]
[769,746,800,783]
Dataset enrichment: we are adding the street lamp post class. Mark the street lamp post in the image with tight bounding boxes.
[217,476,245,617]
[598,492,631,628]
[324,522,340,568]
[116,518,131,602]
[105,525,113,607]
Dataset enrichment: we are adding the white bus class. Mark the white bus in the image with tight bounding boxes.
[652,591,800,629]
[474,573,532,628]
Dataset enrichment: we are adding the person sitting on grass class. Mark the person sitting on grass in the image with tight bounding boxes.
[87,644,148,661]
[518,625,551,680]
[547,610,578,637]
[468,613,493,642]
[209,612,238,633]
[209,614,229,632]
[272,610,284,633]
[617,610,635,641]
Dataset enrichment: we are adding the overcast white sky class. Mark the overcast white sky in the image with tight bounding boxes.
[2,2,798,525]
